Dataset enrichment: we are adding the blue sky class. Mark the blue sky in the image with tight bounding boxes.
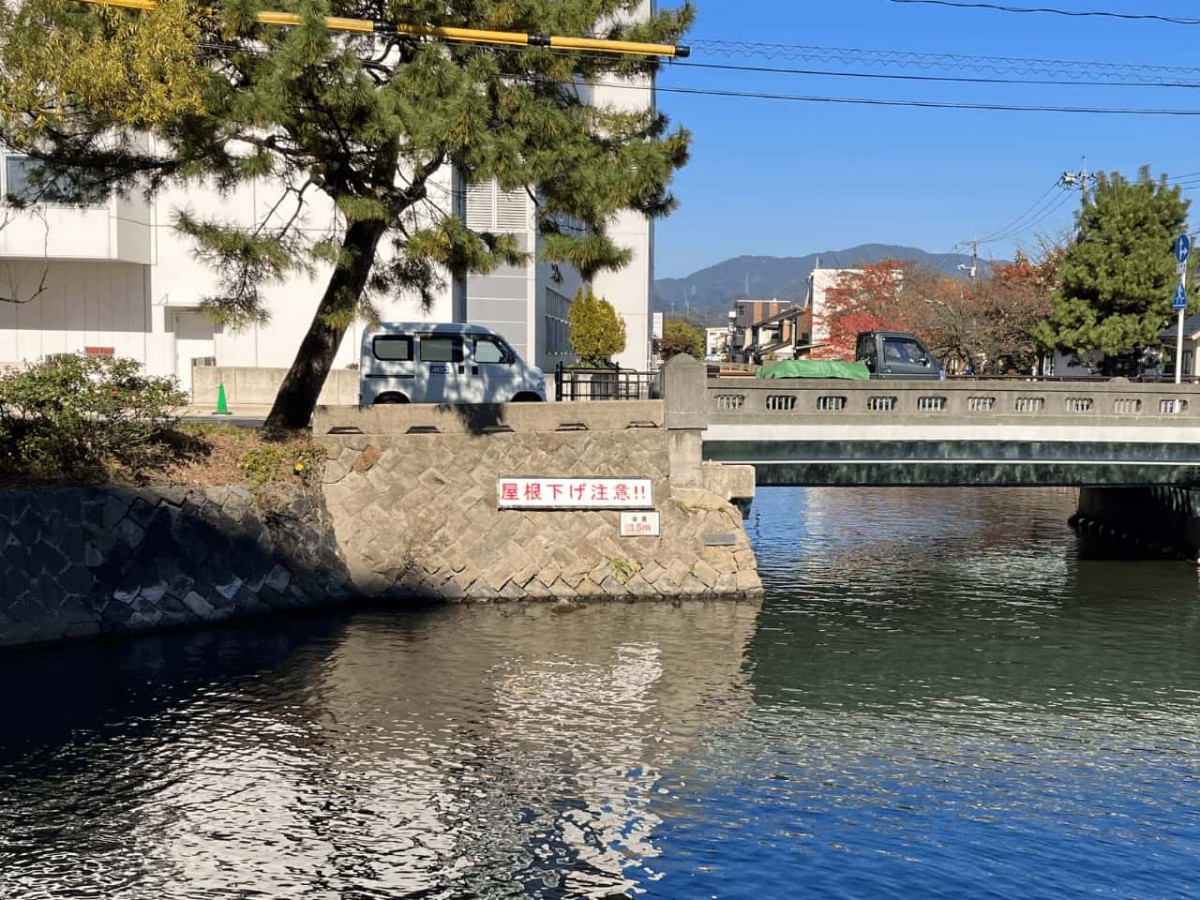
[652,0,1200,278]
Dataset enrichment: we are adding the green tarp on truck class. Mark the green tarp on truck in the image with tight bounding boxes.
[755,359,872,380]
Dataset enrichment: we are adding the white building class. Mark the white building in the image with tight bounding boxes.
[704,326,730,358]
[0,13,658,396]
[804,267,860,352]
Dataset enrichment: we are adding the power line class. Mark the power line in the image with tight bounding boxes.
[686,40,1200,82]
[990,192,1077,244]
[189,37,1200,117]
[888,0,1200,25]
[645,82,1200,116]
[982,190,1075,244]
[979,167,1200,248]
[978,181,1060,242]
[673,59,1200,90]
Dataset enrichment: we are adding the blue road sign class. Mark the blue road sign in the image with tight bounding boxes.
[1177,234,1192,263]
[1174,283,1188,310]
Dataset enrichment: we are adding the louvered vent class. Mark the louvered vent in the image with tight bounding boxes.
[465,182,495,229]
[496,189,529,232]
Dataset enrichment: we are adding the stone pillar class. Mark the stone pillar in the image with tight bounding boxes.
[662,354,708,487]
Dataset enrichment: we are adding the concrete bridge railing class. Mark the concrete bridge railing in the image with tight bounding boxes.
[703,378,1200,428]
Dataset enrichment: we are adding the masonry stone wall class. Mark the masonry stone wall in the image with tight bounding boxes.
[317,428,763,602]
[0,485,350,647]
[1,385,763,648]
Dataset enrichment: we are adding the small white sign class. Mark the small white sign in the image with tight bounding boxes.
[498,477,654,510]
[620,511,660,537]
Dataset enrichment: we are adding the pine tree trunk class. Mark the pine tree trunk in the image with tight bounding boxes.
[265,219,387,430]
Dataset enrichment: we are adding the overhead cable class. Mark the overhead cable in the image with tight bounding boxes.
[982,190,1075,243]
[888,0,1200,25]
[979,182,1061,242]
[643,82,1200,116]
[686,40,1200,82]
[673,60,1200,89]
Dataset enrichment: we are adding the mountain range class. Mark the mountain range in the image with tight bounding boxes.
[652,243,991,325]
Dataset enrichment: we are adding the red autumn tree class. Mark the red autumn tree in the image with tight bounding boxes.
[811,260,917,360]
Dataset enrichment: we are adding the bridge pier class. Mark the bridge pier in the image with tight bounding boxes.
[662,355,756,515]
[1073,486,1200,559]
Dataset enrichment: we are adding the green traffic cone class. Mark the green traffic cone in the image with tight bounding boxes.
[214,381,232,415]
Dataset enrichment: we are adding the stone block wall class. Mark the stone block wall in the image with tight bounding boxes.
[0,485,350,647]
[317,429,763,602]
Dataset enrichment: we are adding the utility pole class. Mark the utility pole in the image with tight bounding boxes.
[956,239,979,279]
[1060,155,1094,205]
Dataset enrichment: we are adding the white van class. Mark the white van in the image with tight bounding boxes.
[359,323,547,405]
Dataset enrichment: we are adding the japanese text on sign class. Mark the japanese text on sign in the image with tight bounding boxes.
[497,477,654,509]
[620,511,661,537]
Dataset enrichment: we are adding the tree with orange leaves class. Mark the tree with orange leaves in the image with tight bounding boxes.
[810,260,911,360]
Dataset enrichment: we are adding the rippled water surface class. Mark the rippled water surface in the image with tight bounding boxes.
[3,487,1200,898]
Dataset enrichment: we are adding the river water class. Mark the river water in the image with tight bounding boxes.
[2,487,1200,899]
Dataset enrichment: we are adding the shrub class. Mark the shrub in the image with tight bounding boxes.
[568,287,626,367]
[0,353,187,480]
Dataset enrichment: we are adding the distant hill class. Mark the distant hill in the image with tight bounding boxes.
[653,243,992,325]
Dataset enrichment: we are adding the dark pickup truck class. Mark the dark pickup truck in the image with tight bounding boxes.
[855,330,945,380]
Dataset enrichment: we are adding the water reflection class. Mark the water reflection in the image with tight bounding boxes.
[0,602,758,899]
[648,486,1200,899]
[4,487,1200,899]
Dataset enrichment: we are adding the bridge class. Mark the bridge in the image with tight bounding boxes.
[660,357,1200,488]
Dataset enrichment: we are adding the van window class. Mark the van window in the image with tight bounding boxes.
[373,335,413,361]
[473,337,509,364]
[420,336,464,363]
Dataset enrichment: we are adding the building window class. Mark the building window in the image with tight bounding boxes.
[544,287,572,357]
[3,154,108,206]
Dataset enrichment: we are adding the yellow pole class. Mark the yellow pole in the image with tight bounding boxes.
[76,0,690,57]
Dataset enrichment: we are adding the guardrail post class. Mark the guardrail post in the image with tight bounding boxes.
[662,353,709,487]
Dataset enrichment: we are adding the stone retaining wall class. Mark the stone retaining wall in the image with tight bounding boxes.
[0,485,350,647]
[317,428,763,602]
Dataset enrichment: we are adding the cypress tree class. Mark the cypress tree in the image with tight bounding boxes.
[0,0,692,426]
[567,287,626,367]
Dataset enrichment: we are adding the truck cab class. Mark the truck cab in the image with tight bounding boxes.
[855,331,945,380]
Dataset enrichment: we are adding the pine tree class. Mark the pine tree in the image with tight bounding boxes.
[567,287,626,366]
[1034,167,1189,375]
[0,0,692,427]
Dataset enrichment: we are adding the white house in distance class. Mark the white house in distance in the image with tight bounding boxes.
[0,8,659,397]
[804,267,859,353]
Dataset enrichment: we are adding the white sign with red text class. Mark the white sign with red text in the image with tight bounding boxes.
[620,511,660,537]
[497,477,653,510]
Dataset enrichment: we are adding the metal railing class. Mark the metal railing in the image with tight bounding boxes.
[554,363,661,402]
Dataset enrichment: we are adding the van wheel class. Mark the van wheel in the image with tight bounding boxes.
[374,393,410,404]
[511,392,543,402]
